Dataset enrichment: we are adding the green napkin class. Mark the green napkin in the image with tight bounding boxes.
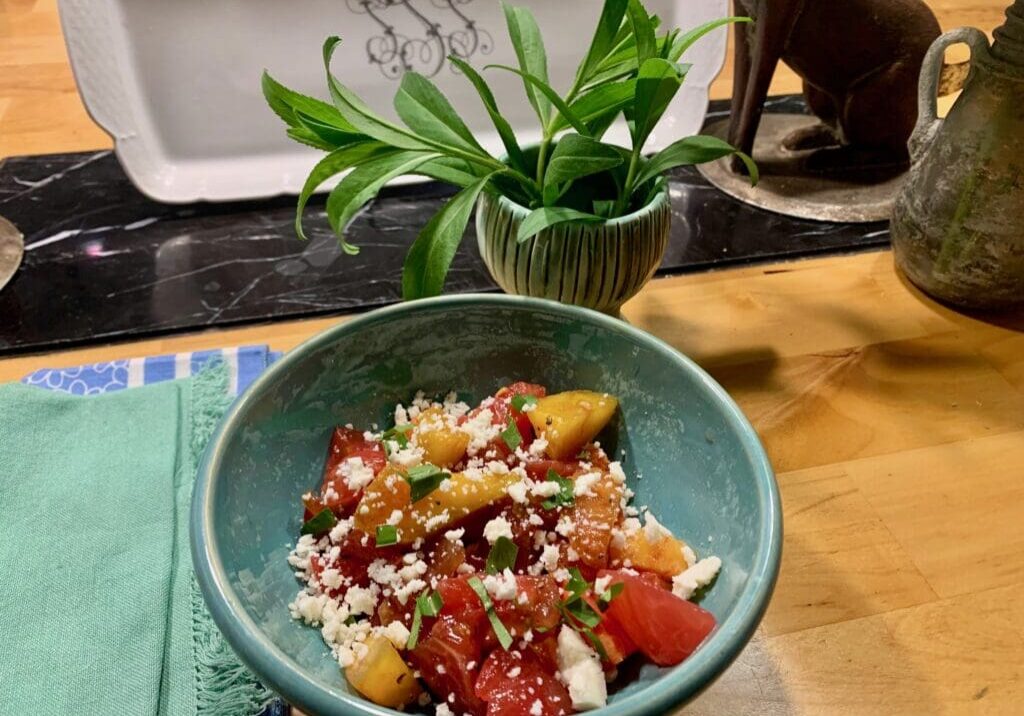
[0,365,272,715]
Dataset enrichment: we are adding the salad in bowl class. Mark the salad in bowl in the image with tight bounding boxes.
[288,382,722,715]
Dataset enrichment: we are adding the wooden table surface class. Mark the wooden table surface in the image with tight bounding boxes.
[3,1,1023,714]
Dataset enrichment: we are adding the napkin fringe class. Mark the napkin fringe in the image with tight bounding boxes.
[192,579,275,716]
[189,363,275,716]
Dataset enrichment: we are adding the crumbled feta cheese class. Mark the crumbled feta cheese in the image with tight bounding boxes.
[344,585,379,615]
[643,512,672,543]
[608,461,626,484]
[329,517,353,543]
[507,666,522,678]
[530,699,543,715]
[530,480,562,498]
[389,444,424,469]
[381,620,411,649]
[683,544,697,567]
[444,527,465,542]
[435,704,454,716]
[528,512,544,527]
[507,480,529,504]
[386,509,404,526]
[573,471,602,497]
[289,592,328,624]
[594,575,612,596]
[540,544,560,573]
[462,408,501,455]
[394,403,410,426]
[672,556,722,600]
[339,456,376,491]
[529,437,549,457]
[555,517,575,537]
[483,516,514,544]
[320,568,343,590]
[287,534,318,571]
[557,627,607,710]
[483,568,518,601]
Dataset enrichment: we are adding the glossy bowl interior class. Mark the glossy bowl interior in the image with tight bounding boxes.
[191,294,781,716]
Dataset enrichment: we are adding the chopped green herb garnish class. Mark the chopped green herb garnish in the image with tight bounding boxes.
[404,462,449,502]
[599,582,624,606]
[542,469,575,510]
[566,567,589,597]
[511,394,538,412]
[407,590,444,650]
[486,536,519,575]
[500,419,522,452]
[301,508,337,536]
[468,576,514,650]
[375,524,399,547]
[382,424,413,456]
[557,568,609,660]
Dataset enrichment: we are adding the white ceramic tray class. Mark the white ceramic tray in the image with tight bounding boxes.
[58,0,728,203]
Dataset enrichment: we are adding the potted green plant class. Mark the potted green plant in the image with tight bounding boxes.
[263,0,757,313]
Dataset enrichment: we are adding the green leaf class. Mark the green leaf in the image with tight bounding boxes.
[486,64,590,136]
[518,207,604,243]
[404,463,450,502]
[566,568,590,598]
[500,419,522,452]
[262,70,358,133]
[286,126,336,152]
[626,0,656,65]
[593,199,617,218]
[294,141,392,241]
[634,135,758,186]
[407,590,444,649]
[543,134,623,192]
[301,508,337,536]
[468,576,514,650]
[669,17,751,62]
[511,394,538,412]
[294,110,365,149]
[632,57,684,147]
[486,536,519,574]
[574,0,629,85]
[501,2,551,124]
[402,173,495,299]
[414,157,486,188]
[448,56,529,175]
[553,81,636,134]
[599,582,625,605]
[395,71,488,156]
[542,468,575,510]
[382,424,413,453]
[322,37,435,152]
[325,150,441,248]
[375,524,398,546]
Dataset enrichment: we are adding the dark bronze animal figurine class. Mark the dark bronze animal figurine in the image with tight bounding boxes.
[728,0,946,169]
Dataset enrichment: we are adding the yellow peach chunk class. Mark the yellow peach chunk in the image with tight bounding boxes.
[413,407,469,467]
[345,634,421,708]
[528,390,619,459]
[354,468,519,544]
[610,531,690,578]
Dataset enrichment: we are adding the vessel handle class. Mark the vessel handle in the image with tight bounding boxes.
[910,27,990,161]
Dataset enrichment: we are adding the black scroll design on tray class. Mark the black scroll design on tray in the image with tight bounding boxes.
[346,0,493,79]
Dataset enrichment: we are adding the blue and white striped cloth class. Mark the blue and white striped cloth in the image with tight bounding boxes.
[22,345,282,397]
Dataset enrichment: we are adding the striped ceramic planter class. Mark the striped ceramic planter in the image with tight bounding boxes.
[475,185,671,314]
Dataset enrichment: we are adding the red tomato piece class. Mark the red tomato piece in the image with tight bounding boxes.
[319,427,386,515]
[475,648,571,716]
[463,383,546,459]
[581,595,637,666]
[409,614,487,716]
[599,570,717,666]
[308,553,370,595]
[436,576,487,622]
[492,576,561,636]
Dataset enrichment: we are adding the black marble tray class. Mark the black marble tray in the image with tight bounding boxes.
[0,96,889,356]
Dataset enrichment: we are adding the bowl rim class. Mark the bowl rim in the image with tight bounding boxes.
[190,293,782,716]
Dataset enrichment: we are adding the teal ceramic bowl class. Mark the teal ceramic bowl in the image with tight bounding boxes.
[191,294,781,716]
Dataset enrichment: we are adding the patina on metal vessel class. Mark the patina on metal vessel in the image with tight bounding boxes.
[891,0,1024,309]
